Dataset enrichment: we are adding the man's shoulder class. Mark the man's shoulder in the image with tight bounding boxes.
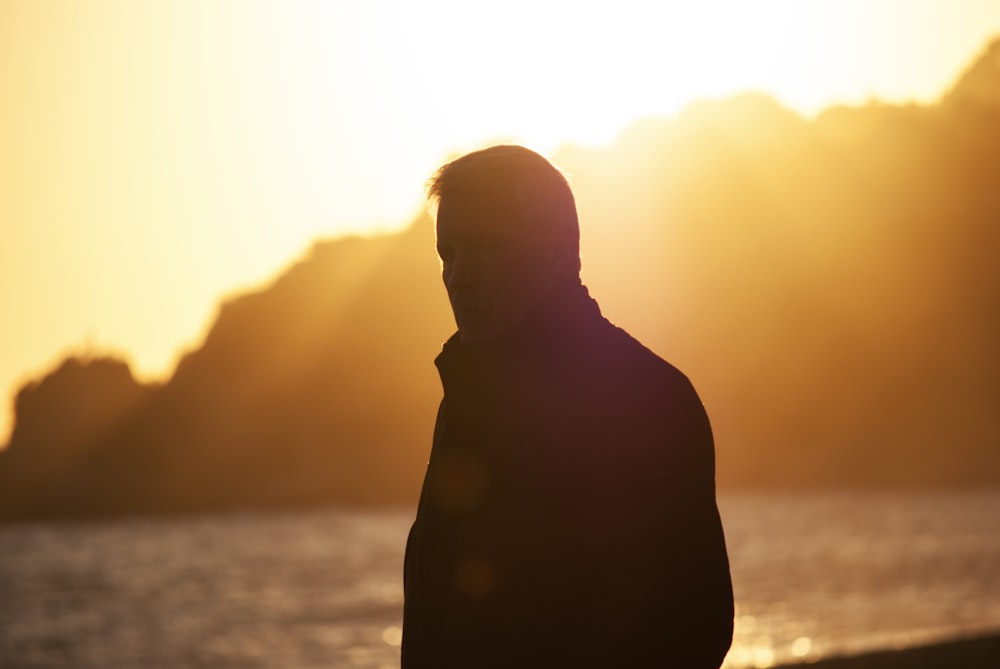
[590,317,695,391]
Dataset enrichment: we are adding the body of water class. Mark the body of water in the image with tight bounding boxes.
[1,491,998,668]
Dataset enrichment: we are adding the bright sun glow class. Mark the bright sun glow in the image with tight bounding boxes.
[2,0,1000,441]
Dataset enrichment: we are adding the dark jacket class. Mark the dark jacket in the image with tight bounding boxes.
[402,284,733,668]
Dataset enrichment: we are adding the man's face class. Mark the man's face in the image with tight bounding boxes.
[436,193,561,344]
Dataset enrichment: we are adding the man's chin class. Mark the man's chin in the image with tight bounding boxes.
[457,320,504,345]
[457,311,537,345]
[458,328,494,345]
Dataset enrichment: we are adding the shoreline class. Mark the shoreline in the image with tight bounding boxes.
[773,632,1000,669]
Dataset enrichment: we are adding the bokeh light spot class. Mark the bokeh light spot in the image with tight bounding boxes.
[790,636,812,657]
[381,626,403,647]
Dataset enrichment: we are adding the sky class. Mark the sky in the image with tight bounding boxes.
[2,0,1000,443]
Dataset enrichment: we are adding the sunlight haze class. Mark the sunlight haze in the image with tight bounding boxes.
[2,0,1000,442]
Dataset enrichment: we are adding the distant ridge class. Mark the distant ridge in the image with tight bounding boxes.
[2,38,999,521]
[944,37,1000,108]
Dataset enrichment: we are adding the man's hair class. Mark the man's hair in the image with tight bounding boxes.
[427,145,581,273]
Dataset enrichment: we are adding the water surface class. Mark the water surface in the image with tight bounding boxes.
[1,491,998,668]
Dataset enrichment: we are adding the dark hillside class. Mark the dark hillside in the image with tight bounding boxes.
[3,40,999,520]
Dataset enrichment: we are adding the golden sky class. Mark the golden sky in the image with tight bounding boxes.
[2,0,1000,442]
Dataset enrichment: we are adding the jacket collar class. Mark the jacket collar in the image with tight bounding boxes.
[435,281,604,376]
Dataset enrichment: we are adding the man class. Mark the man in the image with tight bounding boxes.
[402,145,733,668]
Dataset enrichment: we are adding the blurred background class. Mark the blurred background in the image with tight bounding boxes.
[2,1,999,668]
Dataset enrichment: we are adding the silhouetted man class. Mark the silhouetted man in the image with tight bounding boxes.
[402,145,733,668]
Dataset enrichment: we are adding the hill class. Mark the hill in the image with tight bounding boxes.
[2,40,999,520]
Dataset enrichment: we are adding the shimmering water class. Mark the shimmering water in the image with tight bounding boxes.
[1,491,998,669]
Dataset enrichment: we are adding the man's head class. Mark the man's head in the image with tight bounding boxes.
[427,145,581,345]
